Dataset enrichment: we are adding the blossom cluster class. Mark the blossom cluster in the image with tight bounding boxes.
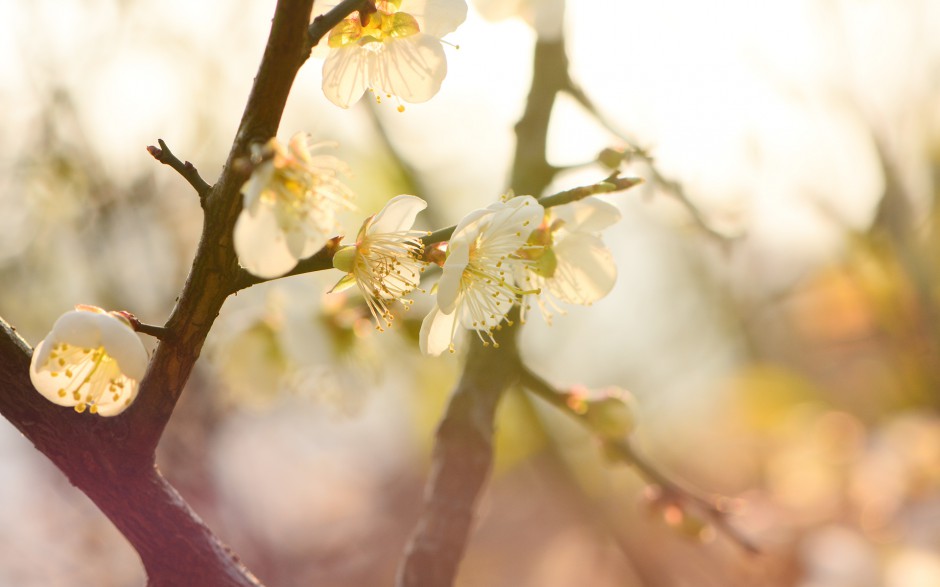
[28,125,621,417]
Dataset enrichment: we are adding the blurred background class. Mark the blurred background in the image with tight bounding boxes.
[2,0,940,585]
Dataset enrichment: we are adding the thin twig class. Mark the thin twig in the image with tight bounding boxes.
[229,236,342,293]
[563,83,738,243]
[305,0,370,54]
[421,175,643,247]
[519,367,760,555]
[147,139,212,199]
[227,176,642,293]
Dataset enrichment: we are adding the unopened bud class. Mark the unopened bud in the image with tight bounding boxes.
[597,147,628,170]
[583,387,637,439]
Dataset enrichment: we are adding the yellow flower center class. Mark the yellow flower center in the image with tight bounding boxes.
[46,342,128,414]
[328,6,421,49]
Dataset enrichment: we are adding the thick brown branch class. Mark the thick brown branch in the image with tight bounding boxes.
[129,0,315,455]
[0,320,261,587]
[147,139,212,199]
[1,1,318,585]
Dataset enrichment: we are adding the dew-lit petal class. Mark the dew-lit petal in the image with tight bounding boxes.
[369,195,427,234]
[407,0,469,37]
[322,44,373,109]
[420,304,459,356]
[547,232,617,305]
[234,207,299,279]
[373,34,447,104]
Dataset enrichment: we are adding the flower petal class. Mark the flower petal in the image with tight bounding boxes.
[369,195,427,234]
[322,44,372,108]
[419,304,458,356]
[548,232,617,304]
[406,0,468,37]
[240,162,275,213]
[234,206,299,278]
[437,240,469,313]
[557,198,621,233]
[48,309,105,349]
[372,34,446,104]
[98,315,149,380]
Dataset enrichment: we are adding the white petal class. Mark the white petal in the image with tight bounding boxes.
[283,225,317,259]
[531,0,565,40]
[240,161,275,213]
[548,233,617,304]
[234,207,299,279]
[450,207,493,243]
[405,0,468,37]
[48,309,105,349]
[557,198,621,233]
[322,45,372,108]
[471,0,524,23]
[373,34,446,104]
[94,383,139,417]
[479,195,544,255]
[98,315,149,381]
[419,304,458,356]
[437,240,469,313]
[96,324,145,380]
[369,195,427,234]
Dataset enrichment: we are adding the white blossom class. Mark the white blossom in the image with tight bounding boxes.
[29,305,148,416]
[516,197,620,323]
[331,195,428,330]
[319,0,468,109]
[234,133,354,279]
[420,195,544,355]
[473,0,565,40]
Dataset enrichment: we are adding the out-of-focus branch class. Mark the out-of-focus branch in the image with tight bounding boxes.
[519,367,760,555]
[396,309,523,587]
[564,83,737,242]
[396,29,573,587]
[147,138,212,200]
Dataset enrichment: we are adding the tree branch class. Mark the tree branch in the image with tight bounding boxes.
[0,319,263,587]
[147,138,212,200]
[227,177,643,294]
[0,0,319,584]
[563,83,738,242]
[519,366,760,555]
[396,310,523,587]
[305,0,371,54]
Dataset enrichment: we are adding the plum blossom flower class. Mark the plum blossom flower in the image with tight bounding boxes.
[29,305,149,416]
[234,133,354,279]
[320,0,468,109]
[516,197,620,323]
[331,195,428,330]
[420,195,544,355]
[473,0,564,40]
